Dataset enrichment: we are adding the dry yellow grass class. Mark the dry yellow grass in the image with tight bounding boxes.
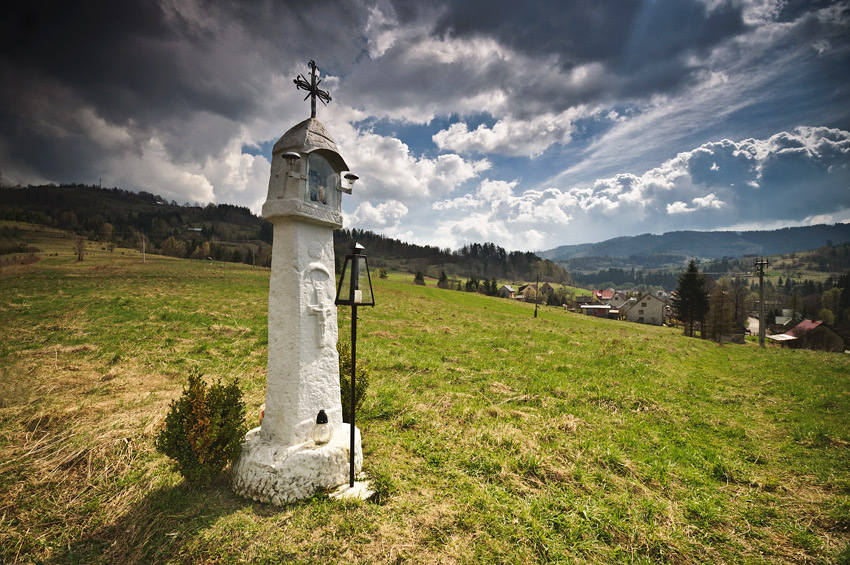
[1,222,849,563]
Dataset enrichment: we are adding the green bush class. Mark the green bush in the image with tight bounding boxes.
[337,337,370,424]
[155,371,247,487]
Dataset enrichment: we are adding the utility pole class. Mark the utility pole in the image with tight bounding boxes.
[534,273,539,319]
[755,258,768,348]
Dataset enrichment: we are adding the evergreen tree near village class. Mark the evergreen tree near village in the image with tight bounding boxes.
[672,260,710,338]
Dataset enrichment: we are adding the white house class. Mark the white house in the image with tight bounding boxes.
[621,293,666,326]
[498,285,515,299]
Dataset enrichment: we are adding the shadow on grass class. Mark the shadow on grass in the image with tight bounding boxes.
[48,473,269,564]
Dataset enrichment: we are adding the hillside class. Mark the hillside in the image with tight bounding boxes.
[540,224,850,265]
[0,184,569,284]
[1,224,848,563]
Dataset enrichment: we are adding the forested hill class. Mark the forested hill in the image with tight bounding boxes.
[333,229,572,283]
[540,224,850,263]
[0,183,569,282]
[0,183,263,239]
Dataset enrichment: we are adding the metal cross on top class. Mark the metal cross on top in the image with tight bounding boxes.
[294,60,332,119]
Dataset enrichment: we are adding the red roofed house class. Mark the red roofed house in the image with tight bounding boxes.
[767,319,847,352]
[592,288,615,302]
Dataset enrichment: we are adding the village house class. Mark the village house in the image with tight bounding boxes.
[620,293,666,326]
[580,304,614,319]
[608,296,634,311]
[768,319,848,352]
[774,308,794,326]
[517,282,554,301]
[497,285,515,299]
[592,288,615,302]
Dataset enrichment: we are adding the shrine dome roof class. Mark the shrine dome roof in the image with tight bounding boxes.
[273,118,349,172]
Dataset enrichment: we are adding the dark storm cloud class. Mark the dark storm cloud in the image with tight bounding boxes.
[0,0,371,182]
[2,2,226,125]
[775,0,839,22]
[432,0,745,63]
[391,0,747,98]
[1,1,368,124]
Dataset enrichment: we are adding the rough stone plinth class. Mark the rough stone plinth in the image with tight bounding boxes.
[232,424,362,505]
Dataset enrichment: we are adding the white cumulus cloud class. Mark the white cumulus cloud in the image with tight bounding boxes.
[426,126,850,249]
[433,106,594,158]
[350,200,409,229]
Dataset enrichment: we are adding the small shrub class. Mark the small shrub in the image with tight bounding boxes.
[338,337,369,424]
[155,371,247,487]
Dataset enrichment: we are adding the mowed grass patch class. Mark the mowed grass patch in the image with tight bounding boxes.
[0,224,848,563]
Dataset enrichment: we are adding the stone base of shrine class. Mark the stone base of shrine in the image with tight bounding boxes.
[231,424,362,505]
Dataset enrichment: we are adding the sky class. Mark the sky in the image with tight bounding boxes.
[1,0,849,252]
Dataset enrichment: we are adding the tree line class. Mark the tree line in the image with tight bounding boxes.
[0,183,270,265]
[671,260,850,341]
[572,267,679,291]
[573,243,850,297]
[2,184,573,284]
[334,228,574,285]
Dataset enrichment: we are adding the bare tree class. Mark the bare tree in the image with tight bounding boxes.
[75,237,86,261]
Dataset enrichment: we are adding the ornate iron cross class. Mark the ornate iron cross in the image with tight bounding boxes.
[294,60,332,119]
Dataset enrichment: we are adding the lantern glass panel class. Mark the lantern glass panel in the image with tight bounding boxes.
[335,251,374,306]
[354,256,372,304]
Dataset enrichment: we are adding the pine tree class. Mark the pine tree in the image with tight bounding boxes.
[672,260,710,337]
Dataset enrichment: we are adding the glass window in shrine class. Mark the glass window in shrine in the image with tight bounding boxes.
[306,153,338,208]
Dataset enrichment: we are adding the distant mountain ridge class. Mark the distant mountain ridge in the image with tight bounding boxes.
[539,224,850,263]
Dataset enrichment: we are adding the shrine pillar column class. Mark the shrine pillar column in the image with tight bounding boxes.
[262,219,342,446]
[231,113,363,505]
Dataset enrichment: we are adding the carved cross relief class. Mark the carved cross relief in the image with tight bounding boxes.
[308,287,334,348]
[306,263,334,348]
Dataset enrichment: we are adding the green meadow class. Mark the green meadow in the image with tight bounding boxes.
[1,222,848,563]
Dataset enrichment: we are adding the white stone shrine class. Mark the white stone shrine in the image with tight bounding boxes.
[231,62,362,504]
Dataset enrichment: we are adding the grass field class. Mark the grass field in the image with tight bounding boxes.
[1,222,849,564]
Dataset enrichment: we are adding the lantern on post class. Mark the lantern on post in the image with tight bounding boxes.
[335,242,374,486]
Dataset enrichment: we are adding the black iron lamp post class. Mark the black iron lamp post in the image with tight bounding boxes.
[335,242,375,487]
